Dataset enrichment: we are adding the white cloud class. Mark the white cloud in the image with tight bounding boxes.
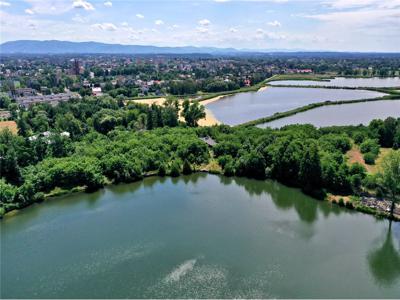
[325,0,400,9]
[155,19,164,25]
[255,28,286,40]
[214,0,230,2]
[25,8,35,15]
[0,1,10,7]
[72,14,88,23]
[229,27,238,32]
[267,20,281,27]
[104,1,112,7]
[168,24,179,30]
[121,21,128,27]
[73,0,95,11]
[198,19,211,26]
[23,0,72,15]
[91,22,117,31]
[136,13,144,19]
[196,26,209,33]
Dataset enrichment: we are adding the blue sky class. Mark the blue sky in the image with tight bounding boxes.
[0,0,399,52]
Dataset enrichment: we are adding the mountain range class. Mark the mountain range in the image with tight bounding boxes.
[0,40,245,55]
[1,40,399,56]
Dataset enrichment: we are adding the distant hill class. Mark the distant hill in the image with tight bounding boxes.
[1,40,399,57]
[0,40,242,55]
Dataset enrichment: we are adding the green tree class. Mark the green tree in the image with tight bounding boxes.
[182,159,193,175]
[378,150,400,219]
[181,100,206,127]
[299,141,322,192]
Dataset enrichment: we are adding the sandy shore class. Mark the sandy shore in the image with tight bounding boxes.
[200,95,229,106]
[128,97,220,126]
[198,108,221,126]
[258,86,268,92]
[129,98,166,106]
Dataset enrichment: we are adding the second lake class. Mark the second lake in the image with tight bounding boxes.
[205,87,386,125]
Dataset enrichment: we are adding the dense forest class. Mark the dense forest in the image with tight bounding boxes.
[1,95,400,218]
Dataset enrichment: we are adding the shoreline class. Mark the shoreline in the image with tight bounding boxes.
[240,96,400,127]
[2,171,399,222]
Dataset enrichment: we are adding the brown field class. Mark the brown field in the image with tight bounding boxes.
[0,121,18,134]
[346,146,392,174]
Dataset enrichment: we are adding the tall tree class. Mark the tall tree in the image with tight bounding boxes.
[181,100,205,127]
[379,150,400,219]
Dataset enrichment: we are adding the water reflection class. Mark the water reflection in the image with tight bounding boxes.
[367,223,400,287]
[219,176,343,224]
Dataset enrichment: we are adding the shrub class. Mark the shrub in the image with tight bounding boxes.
[353,132,366,145]
[182,159,193,175]
[235,151,266,179]
[223,161,235,177]
[363,152,377,165]
[363,174,378,189]
[217,155,233,169]
[158,164,166,177]
[169,161,181,177]
[345,201,354,209]
[338,198,345,206]
[360,139,380,155]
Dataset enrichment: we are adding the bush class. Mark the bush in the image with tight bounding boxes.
[182,159,193,175]
[353,132,366,145]
[217,155,233,169]
[363,152,377,165]
[360,139,380,155]
[223,161,235,177]
[158,163,166,177]
[363,174,378,189]
[169,161,181,177]
[338,198,345,206]
[235,151,266,179]
[345,201,354,209]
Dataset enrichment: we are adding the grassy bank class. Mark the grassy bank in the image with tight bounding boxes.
[265,74,335,82]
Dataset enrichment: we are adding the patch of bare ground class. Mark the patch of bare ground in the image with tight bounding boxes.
[0,121,18,134]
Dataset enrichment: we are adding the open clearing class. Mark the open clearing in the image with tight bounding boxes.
[0,121,18,134]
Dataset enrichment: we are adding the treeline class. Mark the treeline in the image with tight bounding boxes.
[1,105,399,216]
[169,77,260,95]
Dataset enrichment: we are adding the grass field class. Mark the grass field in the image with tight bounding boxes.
[0,121,18,134]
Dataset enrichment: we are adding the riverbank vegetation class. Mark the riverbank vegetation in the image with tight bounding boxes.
[1,93,399,219]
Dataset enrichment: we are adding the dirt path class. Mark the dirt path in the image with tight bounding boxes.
[346,146,393,174]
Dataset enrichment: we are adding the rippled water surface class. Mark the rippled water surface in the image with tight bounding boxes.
[2,174,400,298]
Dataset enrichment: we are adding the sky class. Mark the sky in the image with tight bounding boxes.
[0,0,399,52]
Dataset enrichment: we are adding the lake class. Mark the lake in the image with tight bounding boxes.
[205,87,386,125]
[1,174,400,298]
[269,77,400,88]
[258,100,400,128]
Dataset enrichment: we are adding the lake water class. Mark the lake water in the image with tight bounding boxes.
[1,174,400,298]
[205,87,386,125]
[269,77,400,88]
[259,100,400,128]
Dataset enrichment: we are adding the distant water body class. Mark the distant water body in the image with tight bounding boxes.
[205,87,386,125]
[1,174,400,298]
[269,77,400,88]
[258,100,400,128]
